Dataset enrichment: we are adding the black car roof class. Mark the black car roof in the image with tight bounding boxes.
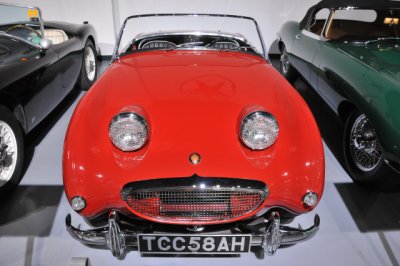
[300,0,400,29]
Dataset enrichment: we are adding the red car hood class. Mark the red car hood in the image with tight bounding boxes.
[64,50,324,218]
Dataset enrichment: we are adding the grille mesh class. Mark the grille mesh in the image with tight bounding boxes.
[125,188,265,223]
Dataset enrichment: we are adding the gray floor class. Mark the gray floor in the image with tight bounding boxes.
[1,60,400,266]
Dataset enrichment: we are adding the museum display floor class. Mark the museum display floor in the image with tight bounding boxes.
[1,59,399,266]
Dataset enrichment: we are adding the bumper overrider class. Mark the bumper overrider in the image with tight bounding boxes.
[66,211,320,259]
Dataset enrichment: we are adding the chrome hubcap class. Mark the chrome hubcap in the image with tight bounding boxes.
[280,49,289,74]
[350,114,382,172]
[85,46,96,82]
[0,121,18,186]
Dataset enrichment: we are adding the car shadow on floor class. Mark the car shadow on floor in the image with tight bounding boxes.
[0,88,80,235]
[0,185,63,236]
[335,183,400,232]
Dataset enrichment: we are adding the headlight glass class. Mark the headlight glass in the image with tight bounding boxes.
[240,111,279,150]
[109,112,149,151]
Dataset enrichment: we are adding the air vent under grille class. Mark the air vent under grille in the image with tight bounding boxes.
[121,176,268,224]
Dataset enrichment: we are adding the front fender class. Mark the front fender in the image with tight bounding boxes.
[278,21,300,53]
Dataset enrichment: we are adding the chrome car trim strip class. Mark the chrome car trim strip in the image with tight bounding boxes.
[66,211,320,258]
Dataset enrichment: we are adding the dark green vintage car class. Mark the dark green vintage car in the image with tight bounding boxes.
[278,0,400,185]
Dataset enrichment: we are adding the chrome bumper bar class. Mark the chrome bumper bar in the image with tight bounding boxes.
[66,211,320,258]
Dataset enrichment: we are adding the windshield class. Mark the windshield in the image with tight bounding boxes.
[326,8,400,42]
[113,14,266,60]
[0,3,43,46]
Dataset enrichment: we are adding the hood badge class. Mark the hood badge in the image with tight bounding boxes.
[189,153,201,165]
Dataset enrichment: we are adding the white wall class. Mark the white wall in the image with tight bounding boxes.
[5,0,319,55]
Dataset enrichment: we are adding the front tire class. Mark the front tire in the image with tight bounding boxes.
[280,45,298,83]
[80,40,97,91]
[343,111,391,186]
[0,106,24,194]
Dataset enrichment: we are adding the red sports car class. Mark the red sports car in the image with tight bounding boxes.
[63,14,324,259]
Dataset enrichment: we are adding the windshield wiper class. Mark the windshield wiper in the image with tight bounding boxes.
[364,37,400,46]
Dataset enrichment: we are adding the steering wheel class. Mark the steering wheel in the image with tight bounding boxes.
[6,25,42,45]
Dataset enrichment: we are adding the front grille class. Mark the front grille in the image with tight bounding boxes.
[122,176,267,224]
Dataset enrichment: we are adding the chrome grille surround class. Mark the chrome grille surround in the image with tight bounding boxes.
[121,176,268,224]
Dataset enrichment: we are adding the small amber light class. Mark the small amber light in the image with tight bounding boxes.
[27,9,39,18]
[384,17,399,25]
[189,153,201,165]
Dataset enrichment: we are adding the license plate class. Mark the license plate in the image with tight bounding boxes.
[138,234,252,254]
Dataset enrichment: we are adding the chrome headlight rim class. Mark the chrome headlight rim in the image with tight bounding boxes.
[240,111,279,151]
[109,112,149,152]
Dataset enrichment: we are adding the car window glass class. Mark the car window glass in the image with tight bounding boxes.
[325,9,399,41]
[333,9,377,22]
[308,8,330,35]
[0,4,43,46]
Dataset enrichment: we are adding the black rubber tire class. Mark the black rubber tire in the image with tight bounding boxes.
[343,110,392,187]
[80,40,97,91]
[0,106,24,195]
[279,45,298,83]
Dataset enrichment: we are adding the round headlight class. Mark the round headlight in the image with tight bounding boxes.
[240,111,279,150]
[109,112,149,151]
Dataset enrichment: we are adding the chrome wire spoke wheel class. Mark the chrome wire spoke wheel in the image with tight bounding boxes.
[0,121,18,186]
[349,114,382,172]
[280,49,290,74]
[84,46,96,82]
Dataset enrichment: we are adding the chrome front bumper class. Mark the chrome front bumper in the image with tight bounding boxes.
[66,211,320,258]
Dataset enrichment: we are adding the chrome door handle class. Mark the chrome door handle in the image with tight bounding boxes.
[295,34,301,40]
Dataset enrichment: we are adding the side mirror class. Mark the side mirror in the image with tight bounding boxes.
[40,38,52,50]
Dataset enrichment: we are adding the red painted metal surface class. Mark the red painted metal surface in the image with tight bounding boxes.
[63,50,325,224]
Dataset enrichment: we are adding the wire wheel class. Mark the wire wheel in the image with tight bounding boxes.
[0,121,18,186]
[280,48,290,75]
[349,114,382,172]
[84,46,96,82]
[279,45,297,82]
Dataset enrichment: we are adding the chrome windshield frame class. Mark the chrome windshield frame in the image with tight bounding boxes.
[0,2,45,41]
[111,13,267,62]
